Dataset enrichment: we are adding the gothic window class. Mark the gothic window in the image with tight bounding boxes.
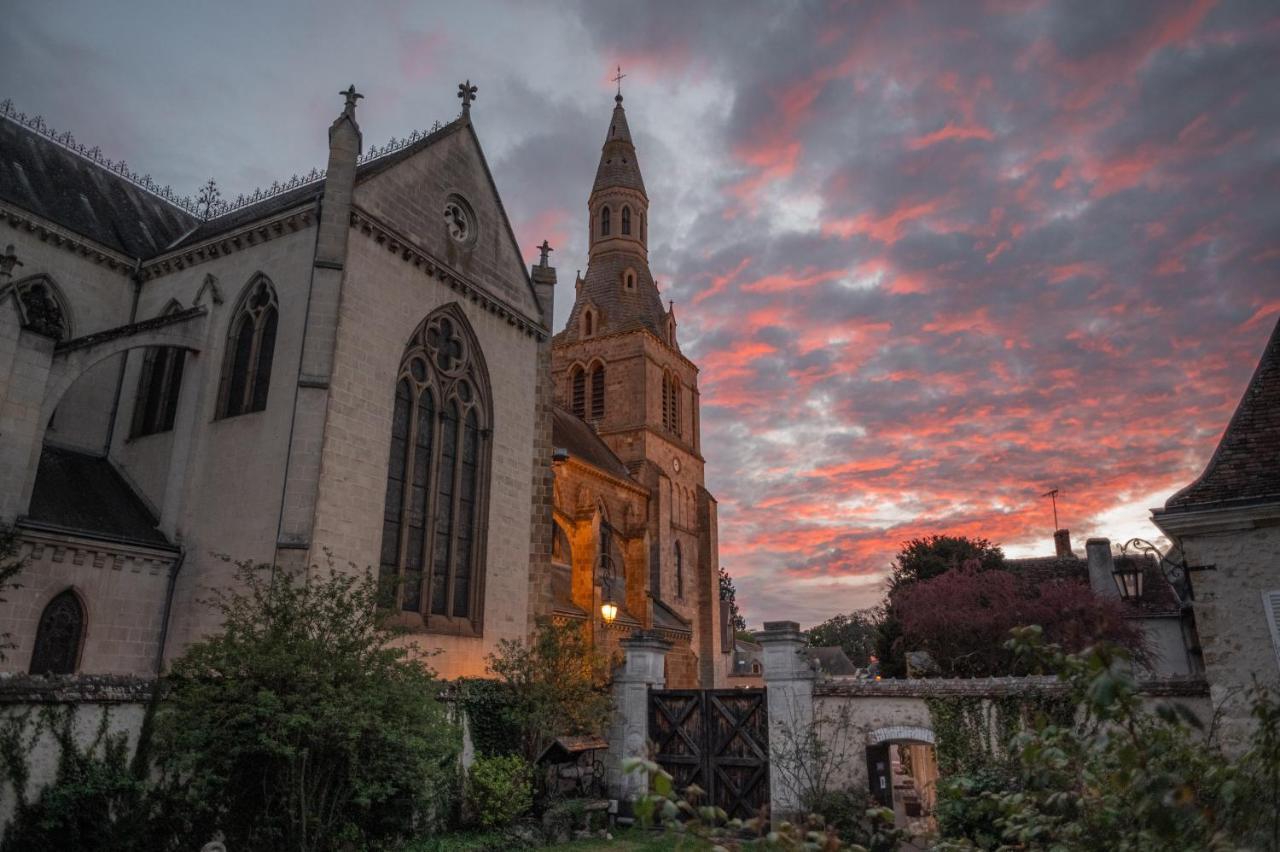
[590,362,605,422]
[29,590,84,675]
[600,206,611,237]
[378,306,491,634]
[131,305,187,438]
[675,540,684,599]
[15,276,70,340]
[571,365,586,418]
[583,309,595,338]
[622,205,632,235]
[640,213,646,243]
[662,372,681,436]
[218,276,278,418]
[623,269,636,290]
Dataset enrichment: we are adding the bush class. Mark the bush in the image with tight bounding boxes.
[152,560,459,851]
[467,754,533,829]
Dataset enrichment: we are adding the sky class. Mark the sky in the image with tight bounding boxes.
[4,0,1277,627]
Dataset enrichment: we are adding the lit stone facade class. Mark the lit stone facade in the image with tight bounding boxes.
[0,88,550,681]
[545,93,728,688]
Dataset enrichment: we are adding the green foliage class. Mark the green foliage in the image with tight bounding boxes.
[485,619,613,764]
[152,559,459,852]
[0,524,26,662]
[888,535,1004,591]
[806,609,881,667]
[467,754,533,829]
[625,757,907,851]
[937,626,1280,850]
[401,830,514,852]
[0,706,171,852]
[457,677,522,759]
[720,566,747,632]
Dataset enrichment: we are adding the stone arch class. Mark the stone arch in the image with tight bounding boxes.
[29,586,88,675]
[867,725,936,746]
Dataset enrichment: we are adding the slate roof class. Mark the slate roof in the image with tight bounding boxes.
[0,116,197,258]
[807,646,859,676]
[26,446,170,546]
[653,599,692,634]
[592,97,646,197]
[552,405,632,479]
[560,250,670,342]
[1161,317,1280,513]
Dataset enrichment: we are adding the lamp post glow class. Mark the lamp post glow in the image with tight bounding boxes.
[600,600,618,624]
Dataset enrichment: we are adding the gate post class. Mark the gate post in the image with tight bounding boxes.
[758,620,816,819]
[608,631,670,803]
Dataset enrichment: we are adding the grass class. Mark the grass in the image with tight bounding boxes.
[404,827,709,852]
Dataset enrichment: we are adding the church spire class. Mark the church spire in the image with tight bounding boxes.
[591,86,646,199]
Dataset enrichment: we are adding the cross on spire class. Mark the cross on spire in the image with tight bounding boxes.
[613,65,626,102]
[538,239,554,267]
[457,80,478,114]
[340,84,363,117]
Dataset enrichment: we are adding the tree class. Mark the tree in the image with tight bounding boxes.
[889,534,1005,591]
[894,564,1147,677]
[935,628,1280,851]
[806,609,882,667]
[152,561,458,852]
[485,619,613,764]
[0,525,25,662]
[719,566,747,632]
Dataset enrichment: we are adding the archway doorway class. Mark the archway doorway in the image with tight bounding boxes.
[866,726,938,834]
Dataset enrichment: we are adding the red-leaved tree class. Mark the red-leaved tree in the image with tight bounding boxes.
[894,562,1148,677]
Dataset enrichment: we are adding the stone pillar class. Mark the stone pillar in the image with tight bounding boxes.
[1086,537,1119,599]
[0,328,56,524]
[758,620,816,819]
[608,631,670,803]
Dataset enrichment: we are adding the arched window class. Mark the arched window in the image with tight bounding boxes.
[600,206,611,237]
[131,304,188,437]
[29,590,84,675]
[14,275,71,340]
[218,276,278,418]
[640,213,646,243]
[622,206,632,235]
[573,365,586,417]
[663,372,681,436]
[583,309,594,337]
[590,362,605,422]
[674,540,684,599]
[378,306,491,633]
[624,270,636,290]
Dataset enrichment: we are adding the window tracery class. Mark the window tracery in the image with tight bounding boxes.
[571,365,586,419]
[378,307,491,633]
[218,276,278,418]
[14,276,70,340]
[29,590,84,675]
[590,362,605,422]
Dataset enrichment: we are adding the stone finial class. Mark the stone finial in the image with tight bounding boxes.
[340,84,363,118]
[457,80,478,114]
[0,244,22,281]
[538,239,553,268]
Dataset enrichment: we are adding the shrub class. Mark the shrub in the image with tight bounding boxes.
[467,754,533,829]
[0,524,26,662]
[152,560,459,851]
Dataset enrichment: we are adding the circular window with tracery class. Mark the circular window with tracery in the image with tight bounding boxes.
[443,196,476,245]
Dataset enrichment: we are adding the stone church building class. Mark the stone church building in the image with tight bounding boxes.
[0,83,727,688]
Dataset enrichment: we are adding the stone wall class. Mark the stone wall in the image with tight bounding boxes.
[0,674,152,833]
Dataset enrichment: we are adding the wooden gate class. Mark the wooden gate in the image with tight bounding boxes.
[648,688,769,819]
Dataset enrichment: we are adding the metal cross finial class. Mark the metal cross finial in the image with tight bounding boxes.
[613,65,626,101]
[538,239,553,267]
[457,80,478,113]
[341,85,363,117]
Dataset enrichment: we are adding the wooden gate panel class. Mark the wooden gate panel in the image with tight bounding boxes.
[649,688,769,820]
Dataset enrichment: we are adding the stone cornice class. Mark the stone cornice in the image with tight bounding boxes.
[0,673,156,704]
[140,205,317,279]
[814,675,1209,698]
[17,521,179,576]
[562,455,649,498]
[350,206,549,341]
[553,324,700,373]
[0,201,137,274]
[1152,500,1280,536]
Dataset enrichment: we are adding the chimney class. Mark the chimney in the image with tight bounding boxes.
[1086,538,1119,598]
[1054,528,1073,558]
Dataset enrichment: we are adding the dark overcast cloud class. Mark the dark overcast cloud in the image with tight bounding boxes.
[3,0,1276,626]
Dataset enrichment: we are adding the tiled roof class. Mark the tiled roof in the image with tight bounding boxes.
[557,250,670,343]
[1162,317,1280,512]
[552,405,633,480]
[26,446,169,546]
[0,116,197,258]
[1004,553,1181,615]
[653,599,692,634]
[591,98,646,197]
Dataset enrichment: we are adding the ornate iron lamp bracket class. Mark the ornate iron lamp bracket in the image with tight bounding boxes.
[1118,537,1215,605]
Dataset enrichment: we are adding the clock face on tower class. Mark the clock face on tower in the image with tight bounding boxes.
[673,457,681,473]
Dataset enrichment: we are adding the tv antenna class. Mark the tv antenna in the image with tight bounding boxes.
[1041,488,1060,531]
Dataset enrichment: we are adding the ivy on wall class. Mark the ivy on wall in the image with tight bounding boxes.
[456,678,521,759]
[925,691,1074,777]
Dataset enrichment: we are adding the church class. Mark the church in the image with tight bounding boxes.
[0,82,728,689]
